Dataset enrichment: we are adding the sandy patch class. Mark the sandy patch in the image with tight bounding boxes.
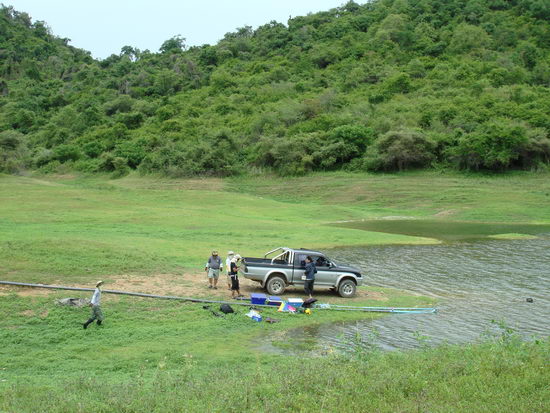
[1,273,385,303]
[107,272,386,302]
[19,310,35,317]
[0,286,56,297]
[433,209,457,217]
[112,177,225,192]
[24,178,65,187]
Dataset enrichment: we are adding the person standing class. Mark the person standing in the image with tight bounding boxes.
[205,250,222,289]
[229,254,243,299]
[83,281,104,329]
[304,256,316,299]
[225,251,235,290]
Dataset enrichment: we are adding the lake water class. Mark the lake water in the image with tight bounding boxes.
[260,222,550,354]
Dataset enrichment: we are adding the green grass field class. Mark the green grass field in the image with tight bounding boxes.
[1,171,549,412]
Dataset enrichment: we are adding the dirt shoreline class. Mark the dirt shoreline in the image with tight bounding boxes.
[0,271,386,303]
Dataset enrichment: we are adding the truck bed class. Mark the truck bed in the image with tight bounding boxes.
[244,257,289,265]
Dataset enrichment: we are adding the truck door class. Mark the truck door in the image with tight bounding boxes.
[293,253,308,285]
[310,254,334,286]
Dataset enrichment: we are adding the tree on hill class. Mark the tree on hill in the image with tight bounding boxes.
[0,0,549,176]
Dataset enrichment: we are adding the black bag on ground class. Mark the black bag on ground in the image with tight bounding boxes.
[303,298,318,308]
[220,304,234,314]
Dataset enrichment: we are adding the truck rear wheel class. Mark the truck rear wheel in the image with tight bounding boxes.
[338,279,356,298]
[266,276,286,295]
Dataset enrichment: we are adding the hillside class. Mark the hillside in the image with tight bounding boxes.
[1,0,549,176]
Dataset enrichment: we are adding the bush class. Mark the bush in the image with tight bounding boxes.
[382,72,412,95]
[139,131,241,177]
[0,130,29,173]
[73,158,102,173]
[113,138,148,168]
[252,133,322,176]
[82,141,104,158]
[365,129,436,171]
[111,156,130,178]
[53,144,81,163]
[104,95,134,116]
[116,112,144,129]
[448,24,491,54]
[330,125,375,151]
[451,119,529,171]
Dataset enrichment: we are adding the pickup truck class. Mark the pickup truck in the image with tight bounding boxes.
[243,247,363,298]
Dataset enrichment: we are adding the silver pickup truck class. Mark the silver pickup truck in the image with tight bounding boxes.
[243,247,363,298]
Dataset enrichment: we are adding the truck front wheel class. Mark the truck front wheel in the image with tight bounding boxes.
[338,279,356,298]
[266,276,286,295]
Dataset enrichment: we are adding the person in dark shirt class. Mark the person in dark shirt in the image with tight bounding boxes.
[304,256,316,299]
[229,254,243,299]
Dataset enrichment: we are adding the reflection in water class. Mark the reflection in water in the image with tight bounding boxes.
[261,234,550,354]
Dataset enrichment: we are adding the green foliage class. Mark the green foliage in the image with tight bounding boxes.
[52,143,81,162]
[0,0,549,176]
[448,23,492,54]
[0,130,28,172]
[159,35,186,54]
[330,124,375,154]
[366,129,436,171]
[453,118,528,171]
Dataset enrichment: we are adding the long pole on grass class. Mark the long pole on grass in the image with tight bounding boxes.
[0,280,437,313]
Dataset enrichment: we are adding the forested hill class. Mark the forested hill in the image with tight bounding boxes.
[1,0,549,176]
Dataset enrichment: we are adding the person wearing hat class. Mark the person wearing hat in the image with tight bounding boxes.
[229,254,243,299]
[83,281,104,329]
[225,251,235,290]
[205,250,222,289]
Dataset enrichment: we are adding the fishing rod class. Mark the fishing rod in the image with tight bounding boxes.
[313,306,437,313]
[314,303,437,313]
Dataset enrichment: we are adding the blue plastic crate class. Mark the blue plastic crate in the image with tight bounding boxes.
[251,293,267,305]
[267,296,283,306]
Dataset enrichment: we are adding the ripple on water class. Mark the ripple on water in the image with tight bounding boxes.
[260,233,550,354]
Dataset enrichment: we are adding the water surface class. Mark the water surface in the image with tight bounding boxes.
[261,222,550,354]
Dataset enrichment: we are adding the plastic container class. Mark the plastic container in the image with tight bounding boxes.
[287,298,304,308]
[251,293,267,305]
[267,296,283,306]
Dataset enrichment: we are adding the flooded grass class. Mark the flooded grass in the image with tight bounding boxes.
[333,219,550,242]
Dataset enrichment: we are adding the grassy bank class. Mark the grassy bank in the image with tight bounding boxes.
[2,171,550,282]
[0,292,547,413]
[1,171,549,412]
[0,172,438,283]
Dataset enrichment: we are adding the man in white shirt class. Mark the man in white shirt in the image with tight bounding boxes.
[225,251,235,290]
[83,281,104,329]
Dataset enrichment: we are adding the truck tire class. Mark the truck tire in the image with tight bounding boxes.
[266,275,286,295]
[338,279,356,298]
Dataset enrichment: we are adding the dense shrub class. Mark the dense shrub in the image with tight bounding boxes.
[365,129,436,171]
[53,144,81,162]
[451,120,530,171]
[0,130,29,173]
